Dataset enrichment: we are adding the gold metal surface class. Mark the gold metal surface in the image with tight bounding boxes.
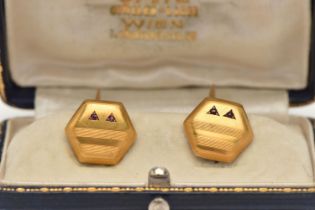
[184,88,253,163]
[65,99,136,165]
[1,186,315,194]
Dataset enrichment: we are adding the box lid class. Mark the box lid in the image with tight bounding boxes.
[0,0,314,109]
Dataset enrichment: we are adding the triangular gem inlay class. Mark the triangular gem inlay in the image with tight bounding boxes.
[106,113,117,122]
[89,111,99,120]
[207,106,220,116]
[224,110,236,119]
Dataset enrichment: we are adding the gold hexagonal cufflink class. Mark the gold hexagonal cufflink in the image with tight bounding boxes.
[184,88,253,163]
[65,99,136,165]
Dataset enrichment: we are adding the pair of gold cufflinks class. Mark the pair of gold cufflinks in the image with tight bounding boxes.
[65,87,253,165]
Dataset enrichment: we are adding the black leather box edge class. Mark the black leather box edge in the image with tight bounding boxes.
[1,1,315,209]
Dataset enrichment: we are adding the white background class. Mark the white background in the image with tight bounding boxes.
[0,98,315,122]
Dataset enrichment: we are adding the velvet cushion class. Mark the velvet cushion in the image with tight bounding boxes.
[1,112,314,187]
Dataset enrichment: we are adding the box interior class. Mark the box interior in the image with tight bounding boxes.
[4,0,311,89]
[1,0,314,188]
[0,88,314,187]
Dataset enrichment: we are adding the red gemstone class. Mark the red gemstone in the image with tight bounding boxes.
[207,106,220,116]
[106,113,117,122]
[89,111,99,120]
[224,110,236,119]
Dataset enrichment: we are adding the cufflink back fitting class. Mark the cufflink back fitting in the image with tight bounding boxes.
[184,86,253,163]
[65,90,136,165]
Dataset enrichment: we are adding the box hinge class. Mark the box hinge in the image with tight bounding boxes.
[148,167,170,188]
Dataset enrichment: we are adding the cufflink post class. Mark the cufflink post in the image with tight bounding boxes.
[209,84,216,98]
[95,88,101,100]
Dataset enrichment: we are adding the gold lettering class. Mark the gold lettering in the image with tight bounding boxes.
[163,6,198,17]
[122,19,145,30]
[155,19,167,29]
[110,0,198,42]
[113,30,197,41]
[171,20,184,29]
[111,6,158,16]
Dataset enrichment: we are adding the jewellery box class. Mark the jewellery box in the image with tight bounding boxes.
[0,0,315,209]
